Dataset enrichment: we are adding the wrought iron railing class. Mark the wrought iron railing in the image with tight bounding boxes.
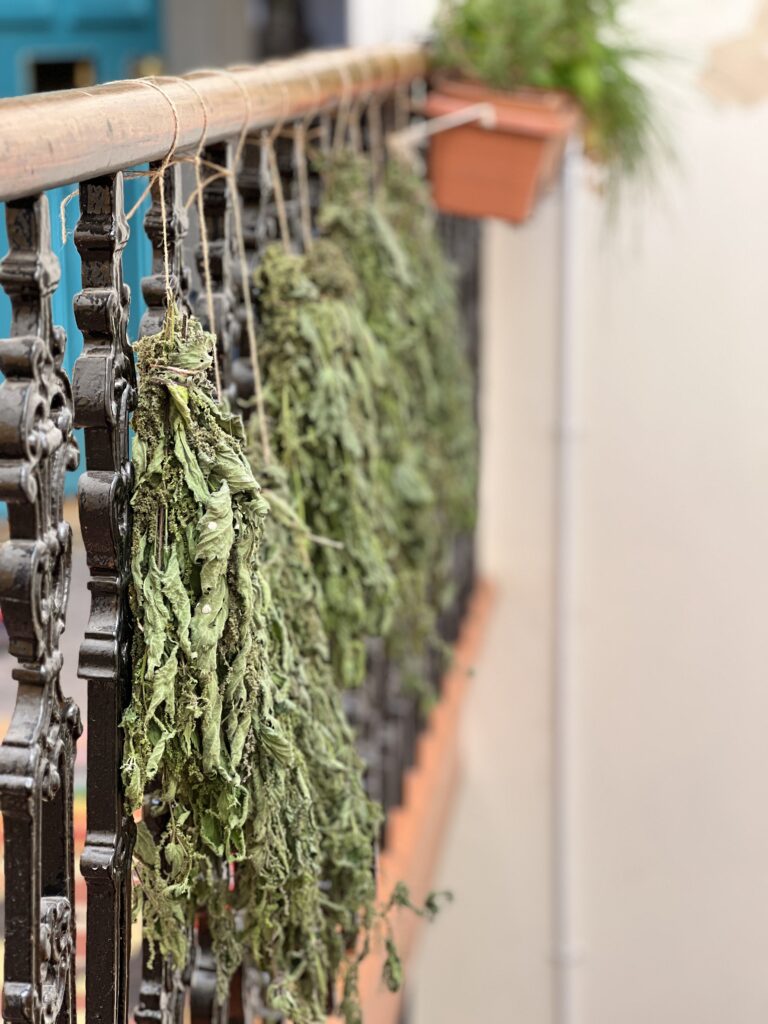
[0,43,479,1024]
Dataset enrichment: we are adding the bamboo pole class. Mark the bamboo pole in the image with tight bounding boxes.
[0,44,426,202]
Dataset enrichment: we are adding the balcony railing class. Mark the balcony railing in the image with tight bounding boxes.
[0,43,482,1024]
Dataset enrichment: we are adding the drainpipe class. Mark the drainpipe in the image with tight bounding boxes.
[552,135,582,1024]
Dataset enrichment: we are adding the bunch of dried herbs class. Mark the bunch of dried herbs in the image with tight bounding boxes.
[318,152,476,683]
[252,240,397,688]
[123,309,332,1016]
[124,306,428,1022]
[123,146,470,1021]
[244,435,385,1018]
[381,157,478,571]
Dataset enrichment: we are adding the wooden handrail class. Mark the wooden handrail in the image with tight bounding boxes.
[0,43,426,202]
[0,42,481,1024]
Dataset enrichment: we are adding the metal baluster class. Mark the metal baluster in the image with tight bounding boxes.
[135,158,194,1024]
[230,135,261,407]
[0,193,81,1024]
[189,912,228,1024]
[195,140,237,403]
[304,116,326,226]
[72,173,137,1024]
[140,161,191,336]
[274,128,302,247]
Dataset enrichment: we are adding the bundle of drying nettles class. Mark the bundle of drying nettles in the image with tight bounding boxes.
[318,152,472,682]
[124,308,412,1023]
[253,241,397,688]
[123,309,333,1015]
[244,438,384,1017]
[381,157,478,569]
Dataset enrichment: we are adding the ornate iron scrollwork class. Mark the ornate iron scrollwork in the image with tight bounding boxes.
[72,172,137,1024]
[0,193,81,1024]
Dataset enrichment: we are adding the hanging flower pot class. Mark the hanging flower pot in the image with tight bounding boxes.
[425,78,581,224]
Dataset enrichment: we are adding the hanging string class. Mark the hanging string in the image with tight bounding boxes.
[332,60,354,153]
[350,53,376,156]
[59,188,80,246]
[222,70,274,464]
[188,67,274,465]
[283,123,310,254]
[348,94,364,154]
[179,75,222,398]
[368,92,386,188]
[131,78,183,315]
[226,63,293,253]
[265,72,293,252]
[262,134,290,254]
[294,69,324,253]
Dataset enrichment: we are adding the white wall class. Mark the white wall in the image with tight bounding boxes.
[346,0,438,46]
[414,1,768,1021]
[483,1,768,1021]
[573,5,768,1017]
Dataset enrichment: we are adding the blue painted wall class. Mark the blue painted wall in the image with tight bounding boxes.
[0,0,162,492]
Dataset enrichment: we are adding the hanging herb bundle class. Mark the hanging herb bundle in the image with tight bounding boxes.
[122,308,334,1014]
[123,136,461,1018]
[317,152,461,681]
[252,240,397,688]
[242,429,386,1017]
[125,305,430,1022]
[381,156,478,558]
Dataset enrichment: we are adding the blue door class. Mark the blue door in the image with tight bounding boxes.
[0,0,162,492]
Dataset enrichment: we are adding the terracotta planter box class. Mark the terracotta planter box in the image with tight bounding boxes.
[426,78,581,224]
